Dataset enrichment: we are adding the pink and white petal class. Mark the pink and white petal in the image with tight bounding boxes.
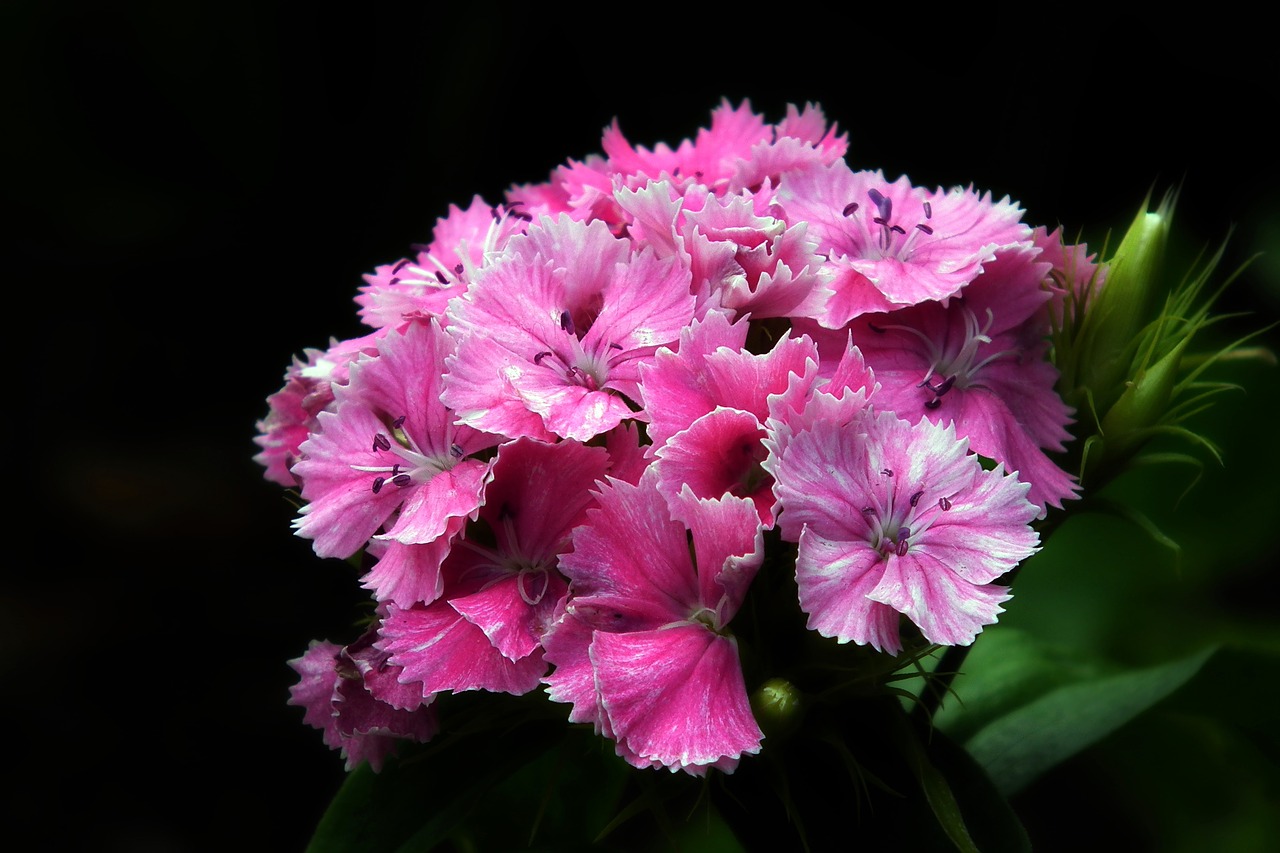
[361,520,464,607]
[916,466,1040,583]
[381,459,491,545]
[485,438,611,558]
[519,379,634,442]
[343,627,431,712]
[287,640,343,734]
[378,603,547,696]
[592,626,762,772]
[560,471,701,627]
[794,528,901,654]
[668,483,765,618]
[542,606,606,728]
[654,408,771,516]
[869,551,1012,647]
[442,334,558,442]
[450,571,568,662]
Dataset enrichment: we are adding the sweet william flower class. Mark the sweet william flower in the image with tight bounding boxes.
[771,406,1040,653]
[774,160,1030,325]
[290,320,498,567]
[442,215,695,441]
[543,468,765,774]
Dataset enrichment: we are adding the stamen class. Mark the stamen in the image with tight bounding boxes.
[560,310,575,335]
[909,490,924,507]
[392,259,410,274]
[925,398,941,409]
[915,223,934,235]
[392,415,407,429]
[842,202,860,216]
[899,525,911,539]
[923,201,932,220]
[372,433,391,452]
[533,351,553,364]
[890,225,906,235]
[895,539,910,557]
[435,271,449,284]
[939,497,952,511]
[392,474,412,488]
[454,263,464,275]
[450,443,464,458]
[371,476,385,494]
[868,188,892,221]
[881,468,893,477]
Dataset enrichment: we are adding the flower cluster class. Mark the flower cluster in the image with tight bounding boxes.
[258,100,1088,775]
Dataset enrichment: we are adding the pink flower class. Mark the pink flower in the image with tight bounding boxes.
[544,469,765,774]
[828,243,1080,514]
[356,197,531,329]
[287,634,438,772]
[775,161,1031,325]
[373,437,612,698]
[771,408,1040,653]
[290,320,497,564]
[253,331,382,487]
[442,215,695,441]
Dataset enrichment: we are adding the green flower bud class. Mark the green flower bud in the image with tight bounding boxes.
[1093,337,1189,476]
[750,677,804,740]
[1079,192,1174,411]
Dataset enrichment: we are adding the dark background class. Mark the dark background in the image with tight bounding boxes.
[8,4,1278,851]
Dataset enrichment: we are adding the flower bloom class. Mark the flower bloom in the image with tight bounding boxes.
[770,406,1040,653]
[543,469,765,774]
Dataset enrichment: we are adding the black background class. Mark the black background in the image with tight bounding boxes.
[8,4,1278,851]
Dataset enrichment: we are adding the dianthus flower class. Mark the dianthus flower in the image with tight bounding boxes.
[818,243,1080,514]
[543,469,765,774]
[770,405,1040,653]
[442,215,695,441]
[290,320,497,566]
[774,160,1030,326]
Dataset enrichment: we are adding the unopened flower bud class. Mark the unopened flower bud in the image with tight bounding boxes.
[750,677,804,739]
[1078,192,1174,411]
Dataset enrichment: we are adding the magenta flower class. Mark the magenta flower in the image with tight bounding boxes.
[356,197,531,329]
[771,407,1040,653]
[544,469,765,774]
[290,320,497,566]
[287,634,438,772]
[775,161,1030,325]
[827,243,1080,514]
[253,331,383,487]
[442,215,695,442]
[374,437,612,699]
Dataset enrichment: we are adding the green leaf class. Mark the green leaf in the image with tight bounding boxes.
[963,645,1215,797]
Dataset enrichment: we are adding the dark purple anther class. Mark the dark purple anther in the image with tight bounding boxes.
[454,263,464,275]
[451,443,464,458]
[923,201,932,220]
[534,351,553,364]
[915,224,934,235]
[491,206,501,221]
[842,202,860,216]
[392,259,410,273]
[391,464,401,476]
[895,539,910,557]
[560,310,575,335]
[933,375,956,397]
[862,506,877,516]
[910,490,924,507]
[435,271,449,284]
[881,468,893,477]
[388,277,401,286]
[372,433,391,452]
[372,477,385,494]
[939,497,952,511]
[899,526,911,540]
[392,415,407,429]
[609,342,623,350]
[925,398,942,410]
[890,224,906,235]
[868,188,892,221]
[392,474,412,488]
